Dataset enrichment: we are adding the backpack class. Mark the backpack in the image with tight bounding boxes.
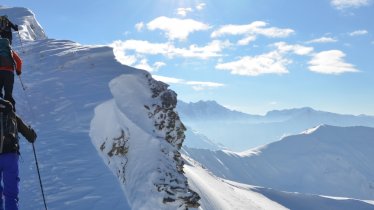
[0,38,14,67]
[0,111,18,153]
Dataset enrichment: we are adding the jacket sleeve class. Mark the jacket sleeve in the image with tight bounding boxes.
[10,22,18,31]
[12,51,22,74]
[16,115,37,143]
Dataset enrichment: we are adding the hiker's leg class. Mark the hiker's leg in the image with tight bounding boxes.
[3,72,15,110]
[3,153,19,210]
[0,170,4,210]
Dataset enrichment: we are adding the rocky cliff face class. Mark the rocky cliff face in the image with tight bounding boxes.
[146,74,200,209]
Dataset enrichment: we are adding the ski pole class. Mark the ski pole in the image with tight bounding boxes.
[32,143,48,210]
[17,75,47,209]
[17,75,27,91]
[17,30,25,54]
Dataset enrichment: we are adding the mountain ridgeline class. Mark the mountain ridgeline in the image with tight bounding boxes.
[178,100,374,151]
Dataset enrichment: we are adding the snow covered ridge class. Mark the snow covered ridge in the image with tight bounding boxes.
[184,125,374,200]
[0,6,47,41]
[90,74,200,209]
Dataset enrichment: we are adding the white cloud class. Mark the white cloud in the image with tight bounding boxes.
[237,35,257,45]
[212,21,267,37]
[331,0,372,9]
[306,37,338,43]
[215,51,290,76]
[196,3,206,10]
[135,58,153,72]
[154,61,166,70]
[147,16,210,41]
[349,29,368,36]
[153,75,225,91]
[274,42,314,55]
[133,59,166,72]
[308,50,359,74]
[175,40,231,59]
[176,7,193,17]
[112,39,229,60]
[211,21,294,46]
[111,41,138,66]
[113,40,170,55]
[135,22,144,31]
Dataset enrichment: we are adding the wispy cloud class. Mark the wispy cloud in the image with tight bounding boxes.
[111,39,230,60]
[211,21,294,45]
[273,42,314,55]
[216,51,290,76]
[135,22,145,32]
[196,3,206,10]
[147,16,210,41]
[134,58,153,72]
[153,61,166,70]
[308,50,359,74]
[176,7,193,17]
[268,101,278,106]
[132,59,166,72]
[306,37,338,43]
[349,29,368,36]
[153,75,225,91]
[331,0,372,9]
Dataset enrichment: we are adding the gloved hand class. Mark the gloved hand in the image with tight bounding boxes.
[16,71,21,76]
[27,127,37,143]
[15,24,19,31]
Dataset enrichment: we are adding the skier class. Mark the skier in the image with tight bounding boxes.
[0,38,22,111]
[0,98,37,210]
[0,16,18,45]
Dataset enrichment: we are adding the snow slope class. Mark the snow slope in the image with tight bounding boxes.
[184,125,374,200]
[184,155,374,210]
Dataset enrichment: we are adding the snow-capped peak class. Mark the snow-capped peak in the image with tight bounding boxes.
[0,6,47,41]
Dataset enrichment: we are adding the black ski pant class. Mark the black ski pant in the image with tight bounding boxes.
[0,71,15,110]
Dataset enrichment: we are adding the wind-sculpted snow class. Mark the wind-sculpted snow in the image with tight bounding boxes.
[90,74,199,209]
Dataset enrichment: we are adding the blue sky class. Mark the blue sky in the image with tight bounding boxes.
[2,0,374,115]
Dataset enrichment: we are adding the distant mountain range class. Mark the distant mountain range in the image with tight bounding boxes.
[177,100,260,121]
[178,100,374,150]
[184,125,374,200]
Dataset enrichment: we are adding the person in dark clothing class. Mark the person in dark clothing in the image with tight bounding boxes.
[0,38,22,111]
[0,98,37,210]
[0,16,18,45]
